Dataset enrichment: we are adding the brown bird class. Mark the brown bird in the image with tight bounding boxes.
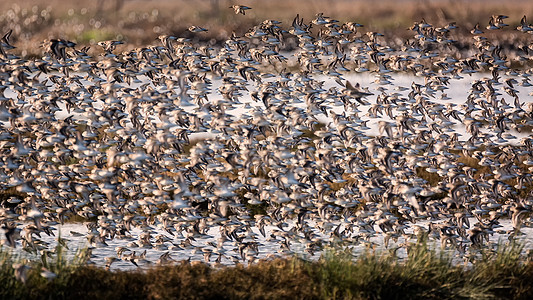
[343,80,374,104]
[0,29,14,57]
[230,5,251,15]
[188,26,208,33]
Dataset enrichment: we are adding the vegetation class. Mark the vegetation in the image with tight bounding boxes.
[1,238,533,299]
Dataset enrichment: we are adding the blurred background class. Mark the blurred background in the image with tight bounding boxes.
[1,0,533,57]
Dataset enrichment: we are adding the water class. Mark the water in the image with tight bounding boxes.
[3,216,530,271]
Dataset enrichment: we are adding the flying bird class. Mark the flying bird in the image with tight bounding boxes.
[230,5,251,15]
[188,25,208,33]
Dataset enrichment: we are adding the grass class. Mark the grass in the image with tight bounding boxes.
[0,238,92,300]
[77,29,117,44]
[2,238,533,299]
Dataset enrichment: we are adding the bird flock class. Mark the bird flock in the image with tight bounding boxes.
[2,8,533,271]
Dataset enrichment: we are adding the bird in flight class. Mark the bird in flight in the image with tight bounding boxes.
[230,5,251,15]
[189,25,208,33]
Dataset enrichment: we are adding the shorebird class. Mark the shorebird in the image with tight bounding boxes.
[13,263,31,284]
[230,5,251,15]
[342,80,374,104]
[471,23,484,35]
[0,10,530,271]
[40,267,57,281]
[41,38,76,60]
[1,222,20,247]
[189,26,208,33]
[517,15,533,32]
[97,40,124,56]
[0,29,14,57]
[487,15,509,30]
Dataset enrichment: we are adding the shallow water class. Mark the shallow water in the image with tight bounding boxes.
[1,217,528,271]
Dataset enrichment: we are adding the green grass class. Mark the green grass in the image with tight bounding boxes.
[77,29,117,44]
[2,239,533,299]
